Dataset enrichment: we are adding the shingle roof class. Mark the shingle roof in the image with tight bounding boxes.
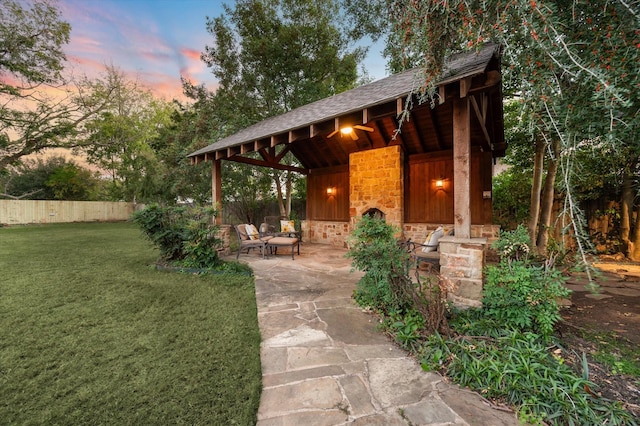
[189,43,500,158]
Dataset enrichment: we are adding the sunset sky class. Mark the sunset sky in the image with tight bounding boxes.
[57,0,387,101]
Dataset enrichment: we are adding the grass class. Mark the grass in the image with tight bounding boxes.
[0,222,262,425]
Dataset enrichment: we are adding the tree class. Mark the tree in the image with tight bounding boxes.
[149,83,223,206]
[81,67,174,203]
[0,156,101,200]
[200,0,365,218]
[344,0,639,262]
[0,0,116,170]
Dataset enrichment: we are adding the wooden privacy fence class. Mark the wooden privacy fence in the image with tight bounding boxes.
[0,200,143,225]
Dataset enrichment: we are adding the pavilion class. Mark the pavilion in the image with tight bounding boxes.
[189,43,506,306]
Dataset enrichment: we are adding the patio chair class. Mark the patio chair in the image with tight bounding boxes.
[259,222,276,238]
[234,224,269,259]
[407,226,453,272]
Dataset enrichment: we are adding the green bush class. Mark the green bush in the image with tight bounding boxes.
[484,226,570,339]
[346,216,410,313]
[132,204,222,269]
[491,224,532,262]
[484,261,570,338]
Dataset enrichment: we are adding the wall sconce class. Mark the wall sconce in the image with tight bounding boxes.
[326,187,335,195]
[434,178,445,189]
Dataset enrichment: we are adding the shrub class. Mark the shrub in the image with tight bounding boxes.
[484,261,570,338]
[484,226,570,339]
[347,216,450,334]
[346,216,410,313]
[132,204,222,268]
[491,224,531,262]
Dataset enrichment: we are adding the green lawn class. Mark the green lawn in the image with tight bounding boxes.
[0,222,262,425]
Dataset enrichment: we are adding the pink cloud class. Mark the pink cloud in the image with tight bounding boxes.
[182,48,202,61]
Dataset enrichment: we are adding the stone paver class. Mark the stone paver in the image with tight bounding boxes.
[229,243,520,425]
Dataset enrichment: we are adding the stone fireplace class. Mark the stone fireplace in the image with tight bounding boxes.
[362,208,385,220]
[349,145,404,231]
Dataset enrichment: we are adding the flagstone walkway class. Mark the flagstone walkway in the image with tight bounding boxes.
[229,243,519,425]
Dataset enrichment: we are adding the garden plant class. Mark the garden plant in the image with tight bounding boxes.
[132,203,251,274]
[348,220,637,425]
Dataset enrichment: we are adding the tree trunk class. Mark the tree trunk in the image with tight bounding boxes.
[274,171,287,217]
[629,204,640,262]
[528,137,545,249]
[536,139,560,255]
[285,171,292,217]
[620,166,634,254]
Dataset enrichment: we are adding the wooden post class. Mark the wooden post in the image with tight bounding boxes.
[212,159,222,225]
[453,96,471,239]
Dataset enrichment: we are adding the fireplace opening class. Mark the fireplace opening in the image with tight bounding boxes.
[362,208,385,221]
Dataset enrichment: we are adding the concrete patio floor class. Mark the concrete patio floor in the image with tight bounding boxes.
[227,243,519,425]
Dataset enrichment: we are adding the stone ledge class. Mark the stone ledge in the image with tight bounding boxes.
[440,236,487,245]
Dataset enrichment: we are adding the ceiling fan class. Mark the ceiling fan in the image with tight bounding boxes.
[327,125,374,141]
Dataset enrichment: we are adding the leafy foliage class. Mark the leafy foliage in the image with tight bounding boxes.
[0,0,117,170]
[420,327,635,425]
[1,156,102,200]
[82,68,175,203]
[347,217,450,334]
[491,224,532,261]
[485,225,570,338]
[346,216,409,312]
[132,204,222,269]
[492,170,531,230]
[0,0,69,86]
[484,261,570,338]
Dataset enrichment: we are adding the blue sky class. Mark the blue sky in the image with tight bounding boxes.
[58,0,388,101]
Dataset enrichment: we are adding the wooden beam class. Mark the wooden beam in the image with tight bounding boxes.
[254,139,270,151]
[310,124,320,138]
[227,155,308,175]
[438,86,446,104]
[240,142,252,154]
[397,98,404,115]
[470,95,492,152]
[453,96,471,238]
[467,70,502,94]
[289,127,309,143]
[428,109,444,151]
[460,77,472,98]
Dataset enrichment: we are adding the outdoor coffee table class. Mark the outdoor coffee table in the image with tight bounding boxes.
[267,237,300,260]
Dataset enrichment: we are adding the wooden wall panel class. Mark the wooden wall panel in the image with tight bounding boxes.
[406,150,492,224]
[307,167,349,221]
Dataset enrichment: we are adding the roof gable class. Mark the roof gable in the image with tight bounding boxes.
[189,43,504,166]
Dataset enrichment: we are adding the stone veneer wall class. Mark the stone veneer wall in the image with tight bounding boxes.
[439,237,486,308]
[216,224,232,256]
[302,220,351,247]
[349,146,404,230]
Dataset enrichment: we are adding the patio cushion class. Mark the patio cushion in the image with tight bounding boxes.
[268,237,299,245]
[422,226,444,252]
[245,224,259,240]
[280,220,295,233]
